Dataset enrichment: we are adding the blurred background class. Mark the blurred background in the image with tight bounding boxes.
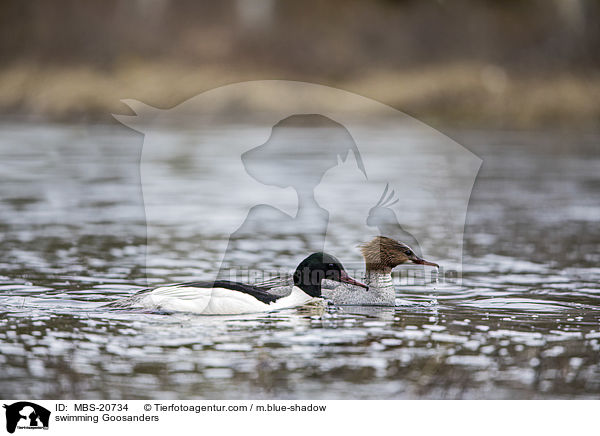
[1,1,600,400]
[0,0,599,128]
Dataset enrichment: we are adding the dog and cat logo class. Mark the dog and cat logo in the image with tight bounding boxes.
[3,402,50,433]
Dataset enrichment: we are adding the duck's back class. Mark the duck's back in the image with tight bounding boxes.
[108,280,316,315]
[147,284,275,314]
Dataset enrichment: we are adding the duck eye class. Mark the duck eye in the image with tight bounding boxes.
[404,250,412,256]
[328,263,335,268]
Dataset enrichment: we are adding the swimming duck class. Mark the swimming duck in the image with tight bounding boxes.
[256,236,438,306]
[108,252,367,315]
[322,236,438,306]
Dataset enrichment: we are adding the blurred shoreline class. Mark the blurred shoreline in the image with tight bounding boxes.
[1,1,599,130]
[1,60,598,129]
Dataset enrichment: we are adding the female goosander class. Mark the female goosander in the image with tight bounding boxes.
[109,252,367,315]
[256,236,438,307]
[323,236,439,306]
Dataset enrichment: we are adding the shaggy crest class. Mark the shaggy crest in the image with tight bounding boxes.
[359,236,414,273]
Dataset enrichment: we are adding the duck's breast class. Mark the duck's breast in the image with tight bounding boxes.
[269,286,316,310]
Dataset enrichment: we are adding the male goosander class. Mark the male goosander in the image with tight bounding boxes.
[256,236,439,306]
[109,252,367,315]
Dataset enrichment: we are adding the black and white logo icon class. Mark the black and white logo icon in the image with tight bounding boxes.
[3,402,50,434]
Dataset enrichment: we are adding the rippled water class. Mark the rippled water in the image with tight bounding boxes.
[1,123,599,399]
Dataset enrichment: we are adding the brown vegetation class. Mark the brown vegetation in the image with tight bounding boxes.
[1,0,599,128]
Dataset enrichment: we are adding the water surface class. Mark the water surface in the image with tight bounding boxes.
[1,123,599,399]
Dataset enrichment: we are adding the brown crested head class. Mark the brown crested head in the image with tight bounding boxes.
[359,236,439,272]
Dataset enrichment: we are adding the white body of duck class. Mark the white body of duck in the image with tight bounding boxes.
[136,284,315,315]
[108,253,368,315]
